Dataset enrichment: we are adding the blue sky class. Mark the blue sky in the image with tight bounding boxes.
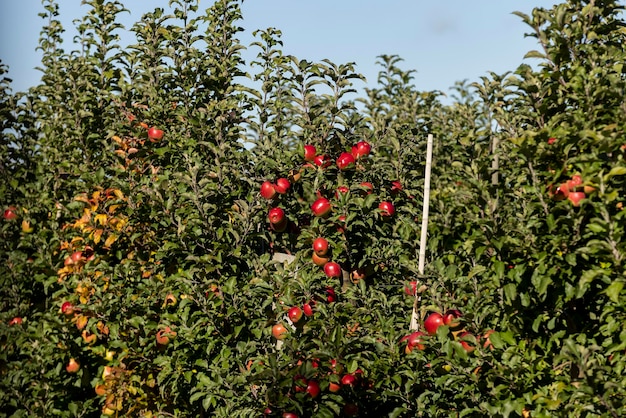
[0,1,559,99]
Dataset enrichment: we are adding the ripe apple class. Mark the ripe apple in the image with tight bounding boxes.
[359,182,374,195]
[156,326,176,345]
[274,178,291,194]
[8,317,22,326]
[312,252,330,267]
[568,191,586,206]
[352,140,371,159]
[312,237,329,256]
[3,207,18,220]
[260,181,277,200]
[306,380,320,398]
[335,185,350,198]
[443,309,462,328]
[272,323,288,340]
[268,207,285,225]
[323,262,342,278]
[424,312,444,335]
[336,215,347,234]
[341,373,358,387]
[147,126,164,141]
[325,287,337,303]
[378,201,395,218]
[350,268,366,283]
[390,180,403,196]
[61,301,75,316]
[547,137,557,145]
[458,331,476,353]
[288,306,303,323]
[95,384,107,396]
[482,329,495,350]
[303,301,315,317]
[303,144,317,162]
[328,381,341,393]
[336,152,355,170]
[402,331,426,354]
[282,413,298,418]
[311,197,332,218]
[313,154,331,168]
[404,281,418,296]
[293,374,307,393]
[66,358,80,373]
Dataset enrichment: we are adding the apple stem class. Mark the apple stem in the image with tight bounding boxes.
[410,134,433,331]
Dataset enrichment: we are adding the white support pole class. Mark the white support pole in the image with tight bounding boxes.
[410,133,434,331]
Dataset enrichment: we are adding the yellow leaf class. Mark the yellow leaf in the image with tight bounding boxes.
[74,193,90,203]
[103,234,117,249]
[92,229,104,244]
[113,189,125,200]
[108,205,120,214]
[95,214,108,226]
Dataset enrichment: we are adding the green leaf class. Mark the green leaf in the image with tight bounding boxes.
[606,280,624,303]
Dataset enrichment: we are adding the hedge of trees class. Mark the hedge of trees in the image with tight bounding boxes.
[1,0,625,417]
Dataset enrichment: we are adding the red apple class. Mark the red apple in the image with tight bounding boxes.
[458,331,476,353]
[568,191,586,206]
[443,309,462,328]
[404,281,418,296]
[341,373,358,387]
[312,237,329,256]
[260,181,277,200]
[312,252,330,267]
[323,262,342,278]
[3,207,18,220]
[268,207,285,225]
[311,198,332,218]
[352,140,371,159]
[306,380,320,398]
[272,323,288,340]
[547,137,557,145]
[424,312,444,335]
[303,301,314,317]
[288,306,303,324]
[336,152,355,170]
[359,182,374,195]
[147,126,164,141]
[274,178,291,194]
[328,381,341,393]
[61,301,75,316]
[402,331,426,353]
[303,144,316,162]
[66,358,80,373]
[282,413,298,418]
[335,185,350,198]
[378,201,395,218]
[336,215,347,234]
[482,330,495,350]
[313,154,331,168]
[390,180,403,196]
[8,317,22,326]
[325,287,337,303]
[293,374,307,393]
[156,326,176,345]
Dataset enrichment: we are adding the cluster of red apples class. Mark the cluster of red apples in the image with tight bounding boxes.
[548,173,593,207]
[401,308,496,356]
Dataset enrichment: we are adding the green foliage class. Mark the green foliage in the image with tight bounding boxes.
[1,0,625,417]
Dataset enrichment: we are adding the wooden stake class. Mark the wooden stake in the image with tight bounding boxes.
[410,133,434,331]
